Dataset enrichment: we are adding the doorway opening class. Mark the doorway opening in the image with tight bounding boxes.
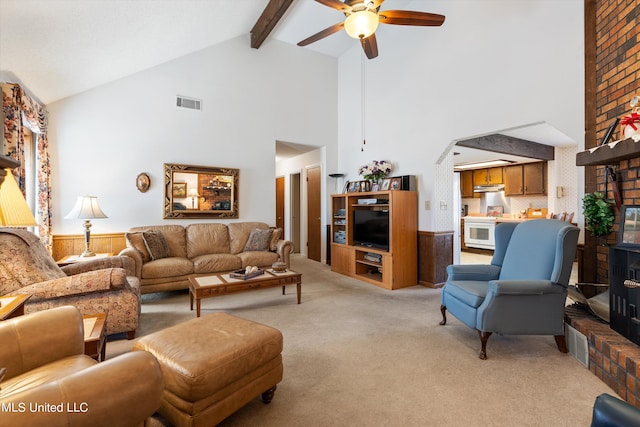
[275,140,326,262]
[439,122,578,265]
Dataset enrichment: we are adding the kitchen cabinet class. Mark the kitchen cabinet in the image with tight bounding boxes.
[504,165,523,195]
[460,219,467,250]
[523,162,546,195]
[460,170,474,198]
[504,162,546,196]
[472,167,503,185]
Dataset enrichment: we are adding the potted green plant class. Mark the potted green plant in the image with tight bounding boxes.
[582,191,615,237]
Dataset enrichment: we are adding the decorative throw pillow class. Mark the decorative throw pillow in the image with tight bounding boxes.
[243,228,272,252]
[125,232,151,263]
[269,227,282,251]
[142,230,170,260]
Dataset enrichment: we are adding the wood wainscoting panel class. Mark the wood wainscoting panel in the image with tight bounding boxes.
[418,230,454,288]
[52,233,126,262]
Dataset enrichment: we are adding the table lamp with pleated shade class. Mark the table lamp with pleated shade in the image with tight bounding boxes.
[0,168,37,227]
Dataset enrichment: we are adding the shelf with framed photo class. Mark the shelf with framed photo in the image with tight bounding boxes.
[381,175,416,191]
[389,177,402,190]
[347,180,372,193]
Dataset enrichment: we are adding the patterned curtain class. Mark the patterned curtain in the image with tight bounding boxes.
[1,83,52,249]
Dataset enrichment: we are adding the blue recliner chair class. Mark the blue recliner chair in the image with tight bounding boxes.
[440,219,580,359]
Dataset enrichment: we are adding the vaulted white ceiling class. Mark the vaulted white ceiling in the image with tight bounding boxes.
[0,0,577,164]
[0,0,430,104]
[0,0,266,103]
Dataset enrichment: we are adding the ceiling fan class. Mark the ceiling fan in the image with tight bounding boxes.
[297,0,445,59]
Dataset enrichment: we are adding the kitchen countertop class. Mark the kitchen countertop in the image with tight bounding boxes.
[462,216,497,221]
[496,217,538,222]
[463,215,540,222]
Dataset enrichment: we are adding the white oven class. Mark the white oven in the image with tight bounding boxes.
[464,218,496,250]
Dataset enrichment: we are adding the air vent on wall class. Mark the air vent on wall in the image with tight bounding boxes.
[176,95,202,111]
[565,323,589,368]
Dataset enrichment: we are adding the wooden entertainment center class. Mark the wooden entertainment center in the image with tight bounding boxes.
[330,190,417,290]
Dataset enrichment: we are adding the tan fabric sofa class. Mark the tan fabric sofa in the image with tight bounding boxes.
[0,228,141,337]
[0,306,163,427]
[119,222,294,294]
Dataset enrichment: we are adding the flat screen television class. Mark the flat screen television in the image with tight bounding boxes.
[353,209,389,251]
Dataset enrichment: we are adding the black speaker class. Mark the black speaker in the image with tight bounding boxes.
[399,175,416,191]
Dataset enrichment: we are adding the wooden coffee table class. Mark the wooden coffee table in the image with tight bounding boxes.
[189,269,302,317]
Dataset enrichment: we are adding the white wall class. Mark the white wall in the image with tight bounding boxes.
[47,36,338,234]
[337,0,584,232]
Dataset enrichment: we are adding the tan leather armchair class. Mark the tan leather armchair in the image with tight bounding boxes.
[0,306,163,427]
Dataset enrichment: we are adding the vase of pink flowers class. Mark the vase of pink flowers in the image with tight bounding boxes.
[359,160,392,185]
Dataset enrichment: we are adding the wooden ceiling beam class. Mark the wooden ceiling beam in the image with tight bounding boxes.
[455,134,555,161]
[250,0,295,49]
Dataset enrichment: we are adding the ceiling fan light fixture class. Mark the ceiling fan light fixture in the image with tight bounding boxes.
[344,10,379,39]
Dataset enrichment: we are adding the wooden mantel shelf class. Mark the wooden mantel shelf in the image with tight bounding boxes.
[576,137,640,166]
[0,154,20,186]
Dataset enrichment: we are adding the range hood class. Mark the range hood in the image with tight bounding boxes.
[473,184,505,193]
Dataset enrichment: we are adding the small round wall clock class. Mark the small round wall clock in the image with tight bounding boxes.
[136,173,150,193]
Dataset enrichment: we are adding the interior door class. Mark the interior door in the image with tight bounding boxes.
[307,166,321,262]
[275,176,285,231]
[290,173,301,253]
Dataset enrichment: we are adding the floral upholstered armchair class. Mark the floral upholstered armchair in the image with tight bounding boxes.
[0,228,141,338]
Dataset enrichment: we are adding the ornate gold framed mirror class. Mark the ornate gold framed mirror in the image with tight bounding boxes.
[164,163,239,219]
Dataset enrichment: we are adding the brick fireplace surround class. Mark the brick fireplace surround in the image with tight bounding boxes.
[578,0,640,408]
[587,0,640,284]
[565,306,640,407]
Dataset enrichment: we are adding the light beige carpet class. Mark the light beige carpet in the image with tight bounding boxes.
[107,255,614,426]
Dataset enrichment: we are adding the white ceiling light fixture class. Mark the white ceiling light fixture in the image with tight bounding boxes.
[344,9,379,39]
[454,159,515,171]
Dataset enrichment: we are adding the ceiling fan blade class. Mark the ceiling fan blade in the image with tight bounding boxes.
[315,0,351,13]
[297,22,345,46]
[361,34,378,59]
[379,10,445,26]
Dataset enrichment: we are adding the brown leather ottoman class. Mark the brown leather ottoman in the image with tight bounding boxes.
[133,312,283,427]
